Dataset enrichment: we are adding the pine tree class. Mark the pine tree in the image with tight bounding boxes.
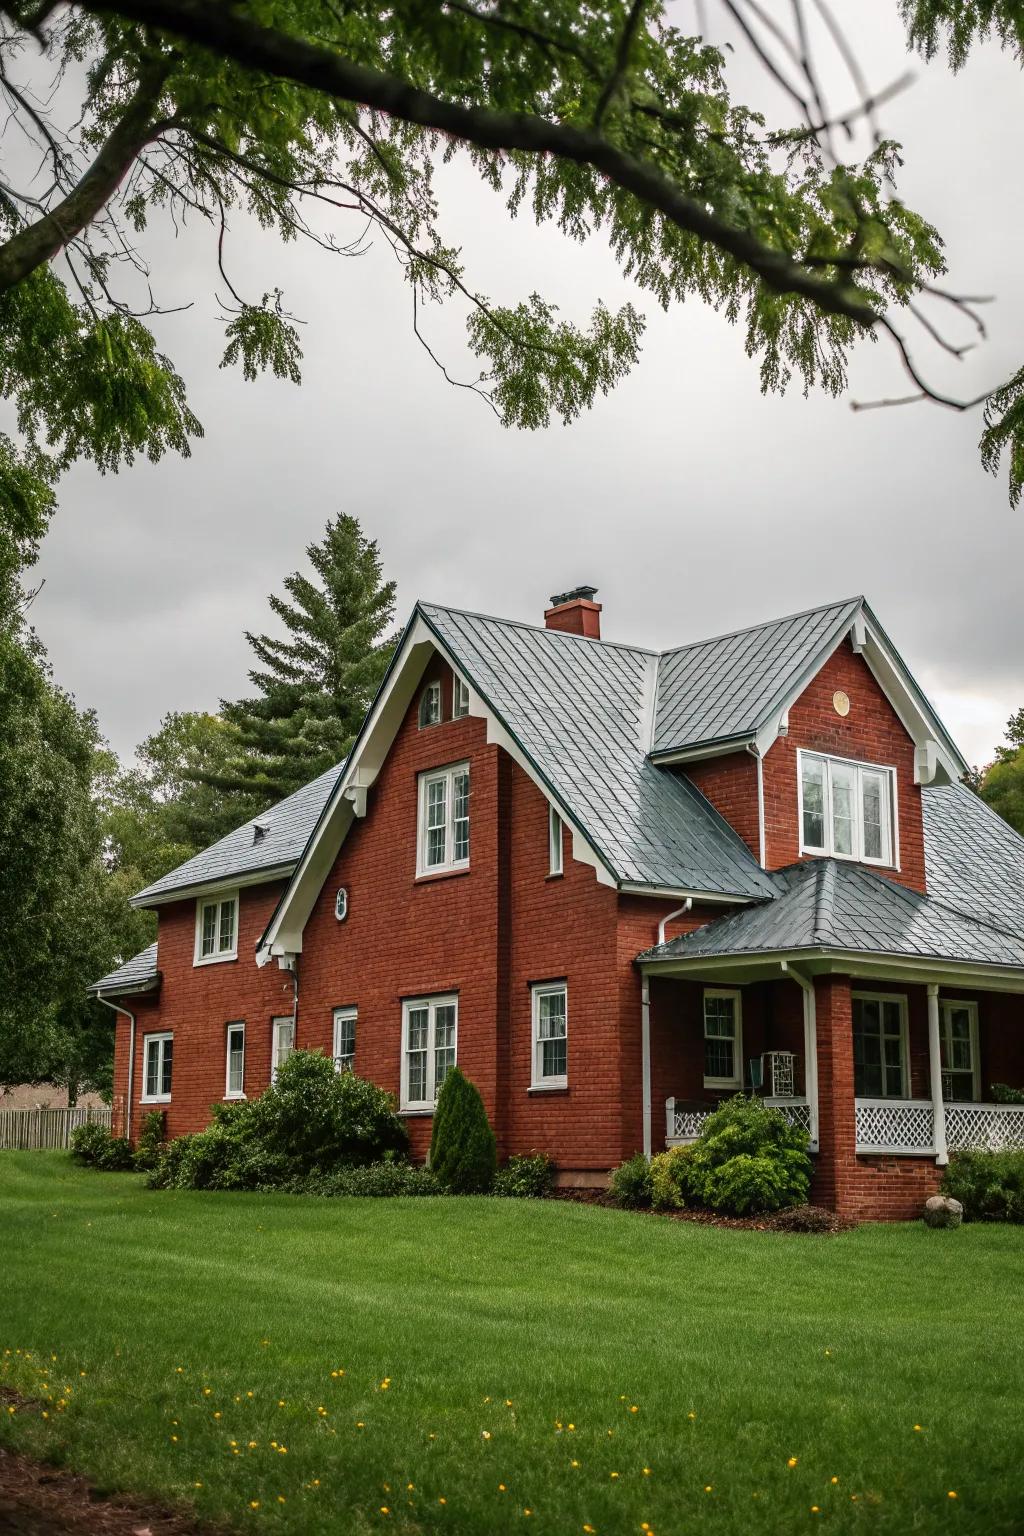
[429,1068,497,1195]
[213,515,397,801]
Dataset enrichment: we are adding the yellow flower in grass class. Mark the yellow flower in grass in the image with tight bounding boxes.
[571,1461,580,1470]
[703,1485,712,1494]
[948,1492,958,1500]
[498,1484,506,1492]
[610,1472,619,1480]
[914,1425,923,1433]
[630,1406,639,1414]
[277,1496,286,1505]
[380,1507,390,1515]
[203,1387,212,1396]
[249,1500,260,1509]
[213,1412,222,1421]
[438,1496,447,1505]
[787,1457,798,1469]
[482,1431,492,1440]
[831,1476,839,1485]
[583,1526,596,1534]
[642,1468,651,1477]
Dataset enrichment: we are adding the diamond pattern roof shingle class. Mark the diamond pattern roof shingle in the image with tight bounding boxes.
[88,942,159,996]
[922,782,1024,939]
[419,605,776,897]
[639,858,1024,969]
[652,598,861,753]
[133,761,343,906]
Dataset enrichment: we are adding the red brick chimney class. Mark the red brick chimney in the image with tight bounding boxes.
[544,585,602,640]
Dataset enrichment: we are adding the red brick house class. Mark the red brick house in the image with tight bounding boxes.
[91,589,1024,1219]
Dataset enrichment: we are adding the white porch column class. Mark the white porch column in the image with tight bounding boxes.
[782,963,819,1150]
[927,983,949,1166]
[641,974,652,1159]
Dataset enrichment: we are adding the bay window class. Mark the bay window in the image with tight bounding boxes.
[703,990,742,1088]
[417,763,470,875]
[401,995,457,1110]
[142,1032,173,1103]
[532,982,567,1089]
[799,752,895,866]
[852,993,908,1098]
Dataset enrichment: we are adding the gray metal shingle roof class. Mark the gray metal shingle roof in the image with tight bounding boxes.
[132,762,344,907]
[419,605,776,897]
[89,942,159,996]
[922,783,1024,940]
[639,859,1024,970]
[652,598,861,753]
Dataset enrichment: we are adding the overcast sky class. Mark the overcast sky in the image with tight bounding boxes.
[21,2,1024,768]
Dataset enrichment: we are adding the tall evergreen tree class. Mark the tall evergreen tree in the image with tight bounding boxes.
[213,514,397,801]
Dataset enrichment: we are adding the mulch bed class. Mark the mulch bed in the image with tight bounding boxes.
[549,1188,856,1233]
[0,1396,225,1536]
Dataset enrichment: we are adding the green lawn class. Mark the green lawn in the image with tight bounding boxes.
[1,1155,1022,1535]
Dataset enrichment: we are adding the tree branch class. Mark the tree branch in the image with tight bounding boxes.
[60,0,879,327]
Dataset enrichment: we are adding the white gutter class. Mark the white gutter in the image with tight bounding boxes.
[780,962,819,1150]
[747,744,766,867]
[98,997,136,1141]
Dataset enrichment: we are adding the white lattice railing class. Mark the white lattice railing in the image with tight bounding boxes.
[945,1103,1024,1152]
[665,1097,813,1146]
[855,1098,935,1154]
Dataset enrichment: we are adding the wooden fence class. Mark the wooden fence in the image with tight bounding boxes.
[0,1104,112,1151]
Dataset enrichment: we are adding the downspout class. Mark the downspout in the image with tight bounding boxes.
[641,974,652,1161]
[658,897,692,948]
[747,744,766,867]
[98,996,136,1141]
[780,962,818,1150]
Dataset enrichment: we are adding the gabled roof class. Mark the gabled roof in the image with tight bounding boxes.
[923,783,1024,940]
[132,762,343,908]
[89,942,160,997]
[653,597,861,754]
[639,859,1024,971]
[418,605,777,896]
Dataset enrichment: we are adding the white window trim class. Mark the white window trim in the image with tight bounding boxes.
[548,805,564,878]
[141,1031,173,1104]
[797,750,898,869]
[703,988,743,1089]
[333,1006,357,1072]
[939,998,981,1103]
[225,1021,246,1099]
[419,679,442,728]
[193,889,239,966]
[453,676,470,719]
[852,990,910,1100]
[400,994,458,1112]
[531,981,568,1090]
[416,762,470,877]
[271,1016,295,1081]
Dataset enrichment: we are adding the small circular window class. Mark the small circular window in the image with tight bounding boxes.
[335,888,348,922]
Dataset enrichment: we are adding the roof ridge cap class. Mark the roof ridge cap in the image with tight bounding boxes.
[418,600,659,657]
[658,595,862,659]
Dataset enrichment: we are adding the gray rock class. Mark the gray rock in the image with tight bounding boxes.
[923,1194,963,1229]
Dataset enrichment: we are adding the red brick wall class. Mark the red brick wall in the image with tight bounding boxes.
[683,754,760,860]
[762,640,927,892]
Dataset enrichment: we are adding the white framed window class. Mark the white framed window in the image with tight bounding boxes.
[453,676,470,719]
[548,805,564,877]
[401,995,457,1110]
[271,1016,295,1080]
[939,1000,980,1103]
[194,890,238,965]
[225,1021,245,1099]
[142,1032,173,1103]
[798,751,895,867]
[852,992,908,1099]
[532,982,567,1088]
[418,680,442,728]
[333,1007,357,1072]
[417,762,470,875]
[703,989,742,1088]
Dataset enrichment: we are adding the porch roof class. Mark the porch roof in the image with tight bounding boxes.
[88,942,160,997]
[637,858,1024,974]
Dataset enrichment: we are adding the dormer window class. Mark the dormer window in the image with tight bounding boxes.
[799,751,895,867]
[194,891,238,965]
[453,676,470,718]
[419,680,442,728]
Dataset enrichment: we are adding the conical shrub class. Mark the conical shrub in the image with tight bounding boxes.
[429,1067,497,1194]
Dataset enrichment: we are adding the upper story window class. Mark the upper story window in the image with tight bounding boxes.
[419,680,442,728]
[194,891,238,965]
[703,989,742,1088]
[333,1007,357,1072]
[142,1032,173,1103]
[401,995,457,1110]
[798,751,895,866]
[225,1021,245,1099]
[417,763,470,876]
[532,982,567,1089]
[453,676,470,718]
[271,1016,295,1081]
[852,992,907,1099]
[548,805,564,877]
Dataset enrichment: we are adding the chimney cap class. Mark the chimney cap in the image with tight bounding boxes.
[549,584,598,609]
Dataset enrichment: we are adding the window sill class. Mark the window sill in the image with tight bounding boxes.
[414,866,471,885]
[703,1079,741,1092]
[800,849,898,874]
[399,1107,436,1118]
[528,1084,569,1095]
[141,1095,171,1105]
[224,1093,246,1102]
[544,872,564,882]
[193,953,238,968]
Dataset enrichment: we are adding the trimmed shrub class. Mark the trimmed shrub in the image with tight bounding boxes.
[70,1121,135,1171]
[493,1153,554,1199]
[429,1068,497,1194]
[941,1148,1024,1222]
[990,1083,1024,1105]
[284,1162,442,1198]
[649,1144,694,1211]
[132,1110,166,1172]
[609,1152,652,1209]
[680,1096,811,1216]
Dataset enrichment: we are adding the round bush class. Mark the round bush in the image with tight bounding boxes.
[941,1148,1024,1222]
[649,1144,694,1211]
[70,1121,135,1171]
[429,1067,497,1194]
[609,1152,652,1209]
[680,1095,811,1215]
[493,1153,554,1199]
